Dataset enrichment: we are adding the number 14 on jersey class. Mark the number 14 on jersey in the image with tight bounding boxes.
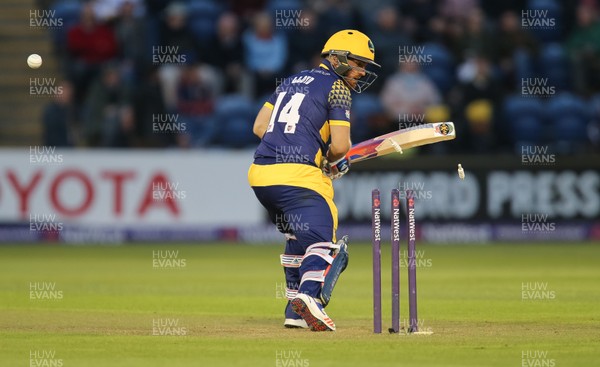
[266,92,306,134]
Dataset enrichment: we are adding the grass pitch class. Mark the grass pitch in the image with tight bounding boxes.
[1,242,599,366]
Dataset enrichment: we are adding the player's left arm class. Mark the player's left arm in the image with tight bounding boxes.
[252,104,273,139]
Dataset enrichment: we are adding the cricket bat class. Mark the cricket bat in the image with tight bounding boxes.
[346,122,456,163]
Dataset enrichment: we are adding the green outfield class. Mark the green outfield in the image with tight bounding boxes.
[1,243,599,366]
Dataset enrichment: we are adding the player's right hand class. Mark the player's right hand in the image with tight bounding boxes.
[322,156,350,180]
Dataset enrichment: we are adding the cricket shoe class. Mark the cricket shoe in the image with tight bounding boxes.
[284,301,308,329]
[290,293,336,331]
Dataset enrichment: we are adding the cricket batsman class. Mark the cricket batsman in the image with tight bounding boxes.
[248,30,380,331]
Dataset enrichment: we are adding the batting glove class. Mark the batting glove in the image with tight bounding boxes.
[322,156,350,180]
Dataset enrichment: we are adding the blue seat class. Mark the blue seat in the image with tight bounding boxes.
[267,0,302,12]
[526,0,561,42]
[186,115,218,147]
[187,0,223,42]
[546,93,590,152]
[214,95,259,147]
[503,95,545,149]
[420,43,454,94]
[421,42,453,70]
[590,94,600,119]
[539,43,570,90]
[422,66,454,94]
[350,93,381,142]
[514,116,544,143]
[50,0,81,49]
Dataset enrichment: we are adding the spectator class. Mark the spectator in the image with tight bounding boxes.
[319,0,363,36]
[567,1,600,94]
[369,5,412,82]
[175,64,217,147]
[226,0,267,20]
[243,11,288,97]
[464,99,495,153]
[114,1,147,72]
[458,7,495,61]
[399,0,440,42]
[133,67,172,147]
[286,9,327,74]
[159,2,198,61]
[82,64,132,146]
[42,81,75,147]
[439,0,480,21]
[454,56,502,152]
[103,105,137,147]
[205,12,246,94]
[67,3,118,105]
[493,10,538,91]
[93,0,145,22]
[380,61,442,125]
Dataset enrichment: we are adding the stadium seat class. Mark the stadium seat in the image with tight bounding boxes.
[421,43,454,70]
[186,115,219,147]
[513,116,544,145]
[214,95,259,147]
[350,93,382,142]
[526,0,561,42]
[422,66,454,95]
[421,43,454,94]
[539,43,570,91]
[50,0,81,50]
[266,0,303,12]
[187,0,224,42]
[513,49,536,86]
[590,94,600,120]
[546,93,590,152]
[503,95,545,150]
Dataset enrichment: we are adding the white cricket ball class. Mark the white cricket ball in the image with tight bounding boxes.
[27,54,42,69]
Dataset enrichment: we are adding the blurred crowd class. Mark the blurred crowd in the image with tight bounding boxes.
[39,0,600,154]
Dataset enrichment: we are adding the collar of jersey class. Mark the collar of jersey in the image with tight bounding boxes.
[319,59,333,72]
